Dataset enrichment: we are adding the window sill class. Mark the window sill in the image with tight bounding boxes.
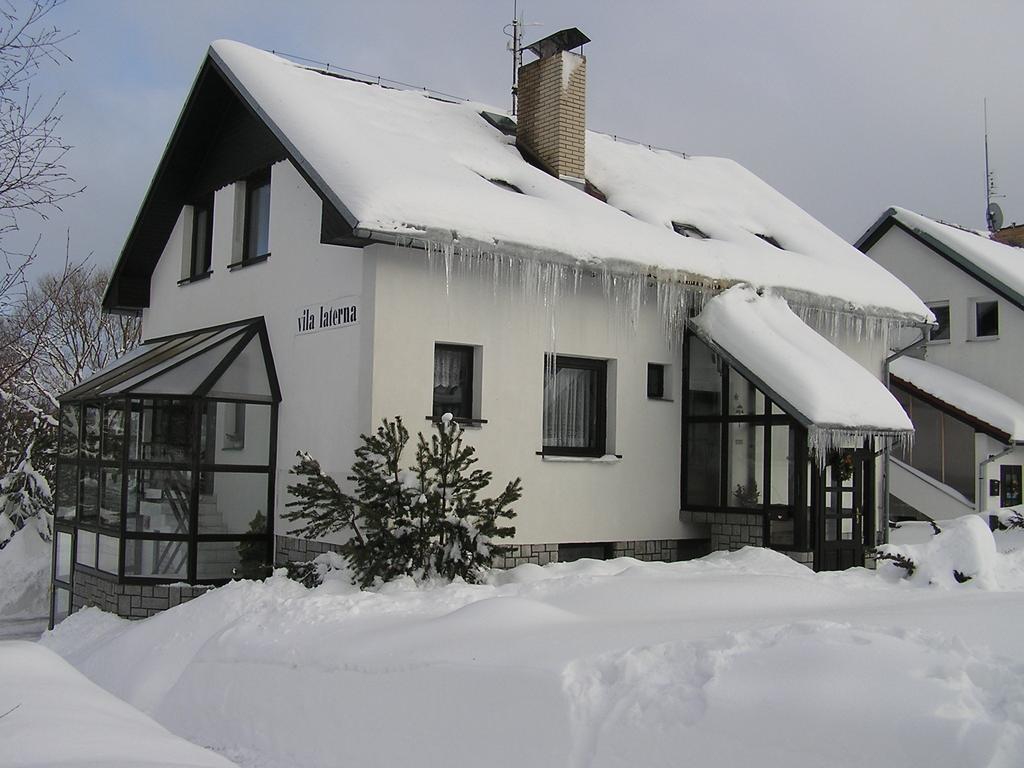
[425,416,488,428]
[926,339,950,345]
[647,396,674,402]
[227,253,271,271]
[536,452,621,462]
[967,335,999,342]
[177,270,213,286]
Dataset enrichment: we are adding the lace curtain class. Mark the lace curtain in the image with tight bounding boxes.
[543,367,594,448]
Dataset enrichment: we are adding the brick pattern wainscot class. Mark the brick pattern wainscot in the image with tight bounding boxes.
[275,534,345,565]
[71,567,210,619]
[690,510,814,569]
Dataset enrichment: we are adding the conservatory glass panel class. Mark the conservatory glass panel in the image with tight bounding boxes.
[129,399,193,463]
[728,370,765,417]
[198,472,268,535]
[101,403,125,461]
[942,414,975,501]
[205,335,272,402]
[197,541,266,581]
[55,464,77,521]
[104,327,242,395]
[55,531,72,582]
[97,534,119,574]
[126,469,192,534]
[59,404,79,459]
[131,338,239,397]
[98,468,122,530]
[769,425,793,505]
[686,422,720,506]
[124,539,188,579]
[200,402,272,466]
[82,404,101,460]
[769,517,795,548]
[76,530,96,568]
[727,423,764,508]
[687,336,721,416]
[52,587,70,623]
[78,466,99,525]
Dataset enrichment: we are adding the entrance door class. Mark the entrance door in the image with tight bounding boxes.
[815,449,874,571]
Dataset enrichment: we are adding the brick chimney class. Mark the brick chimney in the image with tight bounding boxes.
[992,223,1024,248]
[516,28,590,188]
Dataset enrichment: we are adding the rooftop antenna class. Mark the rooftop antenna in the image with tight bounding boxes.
[984,98,1004,232]
[503,1,541,115]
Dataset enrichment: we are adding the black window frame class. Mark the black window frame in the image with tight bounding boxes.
[542,355,608,458]
[242,167,272,264]
[973,299,999,338]
[188,191,214,280]
[927,301,950,342]
[431,343,475,422]
[647,362,667,399]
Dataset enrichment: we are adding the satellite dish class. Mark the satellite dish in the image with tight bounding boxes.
[987,201,1004,232]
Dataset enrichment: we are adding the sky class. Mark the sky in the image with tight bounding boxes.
[15,0,1024,277]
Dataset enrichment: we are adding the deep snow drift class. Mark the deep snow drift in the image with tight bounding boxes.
[38,528,1024,768]
[0,524,50,622]
[0,642,237,768]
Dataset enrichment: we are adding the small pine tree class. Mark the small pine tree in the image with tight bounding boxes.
[285,415,520,587]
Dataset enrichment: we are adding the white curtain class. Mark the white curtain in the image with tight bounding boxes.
[543,367,593,448]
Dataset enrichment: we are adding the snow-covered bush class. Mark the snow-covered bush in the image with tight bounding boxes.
[876,515,997,588]
[285,415,520,587]
[0,451,51,550]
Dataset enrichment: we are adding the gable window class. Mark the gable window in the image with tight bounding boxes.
[243,168,271,263]
[433,344,474,421]
[927,301,950,342]
[190,192,214,277]
[672,222,707,239]
[543,356,607,457]
[972,299,998,339]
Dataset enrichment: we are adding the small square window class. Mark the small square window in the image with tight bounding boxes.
[190,192,214,277]
[543,356,608,456]
[647,363,666,399]
[433,344,475,421]
[243,168,271,262]
[928,302,950,342]
[973,299,999,338]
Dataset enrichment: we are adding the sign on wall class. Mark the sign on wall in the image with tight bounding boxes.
[295,295,360,336]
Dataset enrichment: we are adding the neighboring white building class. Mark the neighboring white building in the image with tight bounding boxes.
[51,33,930,622]
[858,207,1024,521]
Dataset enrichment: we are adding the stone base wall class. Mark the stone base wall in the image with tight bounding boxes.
[71,567,211,619]
[492,539,689,569]
[275,534,345,565]
[690,510,764,551]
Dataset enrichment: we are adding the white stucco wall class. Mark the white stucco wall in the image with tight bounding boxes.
[366,244,705,545]
[867,225,1024,402]
[142,160,374,537]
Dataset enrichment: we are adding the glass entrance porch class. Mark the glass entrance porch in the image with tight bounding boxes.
[51,319,280,624]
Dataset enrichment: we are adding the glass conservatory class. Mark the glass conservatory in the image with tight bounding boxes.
[51,319,280,624]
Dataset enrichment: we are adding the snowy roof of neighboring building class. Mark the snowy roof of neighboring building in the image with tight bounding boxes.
[889,356,1024,444]
[104,40,930,322]
[857,206,1024,310]
[693,285,913,451]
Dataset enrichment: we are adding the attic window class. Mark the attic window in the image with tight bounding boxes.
[756,233,782,249]
[479,111,517,137]
[487,178,523,194]
[672,222,708,239]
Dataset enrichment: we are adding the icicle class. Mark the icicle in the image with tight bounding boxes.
[806,426,914,468]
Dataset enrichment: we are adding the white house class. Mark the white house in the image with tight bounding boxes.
[50,33,930,622]
[857,207,1024,522]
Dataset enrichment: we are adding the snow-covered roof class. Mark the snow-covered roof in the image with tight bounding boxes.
[205,40,928,322]
[862,207,1024,309]
[890,356,1024,443]
[693,286,913,452]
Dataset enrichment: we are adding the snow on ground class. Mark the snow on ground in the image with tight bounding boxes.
[0,525,50,623]
[0,642,237,768]
[35,529,1024,768]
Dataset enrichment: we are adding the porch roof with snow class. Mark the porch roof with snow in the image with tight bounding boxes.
[104,40,929,324]
[857,207,1024,312]
[889,356,1024,445]
[692,286,913,450]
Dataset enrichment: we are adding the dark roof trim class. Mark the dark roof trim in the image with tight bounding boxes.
[857,208,1024,313]
[207,45,360,232]
[890,374,1012,445]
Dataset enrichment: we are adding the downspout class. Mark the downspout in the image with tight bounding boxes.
[880,325,930,544]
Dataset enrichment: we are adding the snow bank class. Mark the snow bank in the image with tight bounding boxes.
[878,515,998,588]
[890,356,1024,441]
[41,547,1024,768]
[0,525,51,620]
[0,642,237,768]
